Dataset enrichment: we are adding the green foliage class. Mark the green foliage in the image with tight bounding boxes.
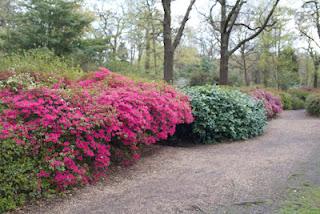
[105,60,161,81]
[279,92,293,110]
[306,94,320,116]
[0,140,38,213]
[279,91,305,110]
[189,72,216,86]
[0,49,84,82]
[1,0,92,56]
[176,86,267,143]
[176,56,218,86]
[288,88,311,101]
[291,96,305,110]
[277,47,300,90]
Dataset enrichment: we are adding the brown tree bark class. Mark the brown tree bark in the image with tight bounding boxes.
[162,0,196,83]
[241,48,250,86]
[207,0,280,85]
[314,59,319,88]
[220,37,229,84]
[144,29,151,72]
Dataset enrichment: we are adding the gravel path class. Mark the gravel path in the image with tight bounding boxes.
[21,110,320,214]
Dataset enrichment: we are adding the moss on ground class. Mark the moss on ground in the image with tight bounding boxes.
[278,184,320,214]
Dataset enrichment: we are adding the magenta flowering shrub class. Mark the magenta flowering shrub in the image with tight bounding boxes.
[0,68,193,191]
[250,89,283,118]
[0,88,117,189]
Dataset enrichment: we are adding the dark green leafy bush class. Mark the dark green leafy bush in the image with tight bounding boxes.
[176,86,267,143]
[306,94,320,116]
[0,140,39,213]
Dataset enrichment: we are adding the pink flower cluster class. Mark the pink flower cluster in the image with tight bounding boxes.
[250,89,283,118]
[0,68,193,190]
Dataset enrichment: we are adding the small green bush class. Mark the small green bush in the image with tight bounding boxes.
[291,96,305,110]
[0,49,84,81]
[189,72,215,86]
[288,88,311,101]
[176,86,267,143]
[0,140,39,213]
[306,94,320,116]
[280,92,293,110]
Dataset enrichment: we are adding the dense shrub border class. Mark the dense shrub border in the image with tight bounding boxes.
[175,86,267,143]
[0,68,193,211]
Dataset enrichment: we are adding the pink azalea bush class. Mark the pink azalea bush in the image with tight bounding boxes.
[250,89,283,118]
[0,68,193,190]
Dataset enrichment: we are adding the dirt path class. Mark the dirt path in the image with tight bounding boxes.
[21,111,320,214]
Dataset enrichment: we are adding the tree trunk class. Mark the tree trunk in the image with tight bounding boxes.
[164,48,174,83]
[152,25,157,74]
[219,1,229,85]
[314,64,319,88]
[243,63,250,86]
[241,45,250,86]
[219,35,229,85]
[162,0,196,83]
[162,0,174,83]
[219,52,229,85]
[144,29,151,72]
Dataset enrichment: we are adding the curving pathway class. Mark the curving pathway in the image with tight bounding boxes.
[20,110,320,214]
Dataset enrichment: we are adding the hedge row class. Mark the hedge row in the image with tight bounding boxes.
[1,71,292,212]
[0,68,194,212]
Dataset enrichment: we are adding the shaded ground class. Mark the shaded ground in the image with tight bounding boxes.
[16,110,320,214]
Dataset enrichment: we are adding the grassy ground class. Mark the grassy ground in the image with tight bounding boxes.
[278,182,320,214]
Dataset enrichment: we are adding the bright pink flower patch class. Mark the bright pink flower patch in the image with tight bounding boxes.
[250,89,283,118]
[0,68,193,191]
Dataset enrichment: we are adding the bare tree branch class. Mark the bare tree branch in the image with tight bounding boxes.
[229,0,280,55]
[173,0,196,49]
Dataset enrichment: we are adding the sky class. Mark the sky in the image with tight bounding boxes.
[86,0,317,50]
[171,0,302,28]
[89,0,303,29]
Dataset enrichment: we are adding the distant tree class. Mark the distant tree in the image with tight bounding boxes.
[277,46,300,89]
[297,0,320,88]
[95,8,127,60]
[2,0,92,56]
[202,0,280,85]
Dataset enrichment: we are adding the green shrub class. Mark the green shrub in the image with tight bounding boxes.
[176,86,267,143]
[288,88,311,101]
[279,92,293,110]
[291,96,305,110]
[189,72,216,86]
[306,94,320,116]
[0,49,84,81]
[0,140,39,213]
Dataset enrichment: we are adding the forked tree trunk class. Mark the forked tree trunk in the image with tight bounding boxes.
[162,0,196,83]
